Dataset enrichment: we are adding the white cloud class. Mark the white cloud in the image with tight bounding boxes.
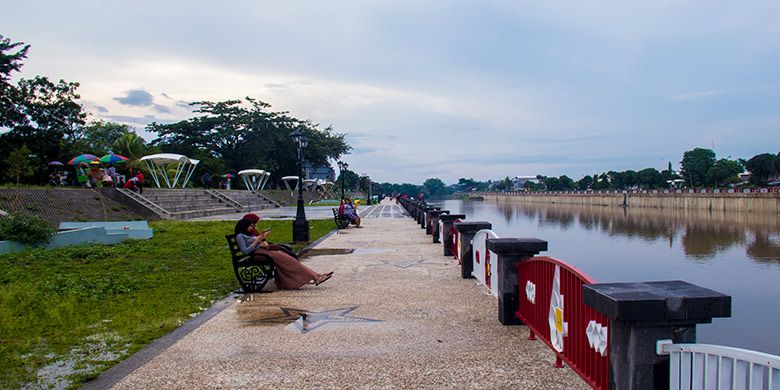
[669,91,723,102]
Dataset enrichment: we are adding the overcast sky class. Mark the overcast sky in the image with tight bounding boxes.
[3,1,779,184]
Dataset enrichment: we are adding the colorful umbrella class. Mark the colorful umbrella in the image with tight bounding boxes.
[47,161,64,167]
[67,154,98,165]
[99,153,130,164]
[222,173,234,178]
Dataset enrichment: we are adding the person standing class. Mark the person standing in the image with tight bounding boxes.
[202,172,211,189]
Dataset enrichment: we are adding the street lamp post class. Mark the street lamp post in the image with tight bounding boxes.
[290,129,309,242]
[337,161,348,201]
[366,177,372,205]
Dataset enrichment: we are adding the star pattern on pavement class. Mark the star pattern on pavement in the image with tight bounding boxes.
[243,306,381,333]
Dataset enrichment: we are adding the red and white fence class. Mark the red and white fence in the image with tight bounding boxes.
[515,256,610,389]
[471,229,500,297]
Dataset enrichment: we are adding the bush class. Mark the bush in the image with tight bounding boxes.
[0,212,56,245]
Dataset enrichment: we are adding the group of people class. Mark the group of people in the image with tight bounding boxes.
[201,172,232,190]
[338,197,362,228]
[70,163,123,188]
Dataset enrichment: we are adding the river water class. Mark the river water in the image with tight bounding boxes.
[434,198,780,355]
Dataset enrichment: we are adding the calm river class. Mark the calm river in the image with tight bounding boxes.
[434,198,780,355]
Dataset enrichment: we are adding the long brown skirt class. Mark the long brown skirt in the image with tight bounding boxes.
[253,249,318,289]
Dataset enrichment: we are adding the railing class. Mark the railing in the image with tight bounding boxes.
[117,188,170,216]
[515,256,609,389]
[657,340,780,389]
[476,187,778,195]
[471,229,499,297]
[449,218,462,261]
[205,189,243,209]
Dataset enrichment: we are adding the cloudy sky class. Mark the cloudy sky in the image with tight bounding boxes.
[2,1,779,184]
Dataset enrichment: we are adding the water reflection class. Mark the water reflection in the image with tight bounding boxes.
[487,201,780,264]
[450,199,780,354]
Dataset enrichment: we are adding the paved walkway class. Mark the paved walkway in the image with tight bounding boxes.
[110,199,587,389]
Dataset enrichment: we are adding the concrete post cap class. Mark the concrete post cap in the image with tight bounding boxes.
[429,210,449,217]
[453,221,492,233]
[486,238,548,255]
[439,214,466,222]
[582,280,731,322]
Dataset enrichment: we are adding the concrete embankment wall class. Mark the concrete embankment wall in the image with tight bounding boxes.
[482,192,780,213]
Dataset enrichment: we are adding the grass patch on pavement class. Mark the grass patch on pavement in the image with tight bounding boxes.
[0,219,334,389]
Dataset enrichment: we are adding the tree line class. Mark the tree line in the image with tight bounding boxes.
[0,34,351,187]
[379,148,780,199]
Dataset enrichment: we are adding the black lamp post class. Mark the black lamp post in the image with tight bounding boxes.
[366,176,372,205]
[337,160,348,201]
[290,128,309,242]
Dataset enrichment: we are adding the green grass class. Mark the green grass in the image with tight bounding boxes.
[0,219,334,389]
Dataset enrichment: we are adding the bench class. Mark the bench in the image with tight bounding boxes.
[332,207,350,229]
[225,234,276,293]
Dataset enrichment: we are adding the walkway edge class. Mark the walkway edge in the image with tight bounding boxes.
[82,228,338,389]
[82,293,239,390]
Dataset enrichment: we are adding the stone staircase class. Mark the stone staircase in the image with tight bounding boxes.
[111,189,280,220]
[140,189,240,219]
[212,190,281,209]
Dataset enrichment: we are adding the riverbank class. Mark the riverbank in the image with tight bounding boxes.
[482,191,780,213]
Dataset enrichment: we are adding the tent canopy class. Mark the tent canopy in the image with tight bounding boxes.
[139,153,199,188]
[238,169,271,191]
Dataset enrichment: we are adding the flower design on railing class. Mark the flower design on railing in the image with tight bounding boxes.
[586,320,608,356]
[548,265,568,352]
[525,280,536,304]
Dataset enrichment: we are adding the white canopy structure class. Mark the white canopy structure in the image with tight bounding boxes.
[238,169,271,192]
[303,179,317,191]
[282,176,299,191]
[139,153,200,188]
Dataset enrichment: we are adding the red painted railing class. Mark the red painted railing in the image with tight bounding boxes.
[450,219,462,261]
[515,256,609,389]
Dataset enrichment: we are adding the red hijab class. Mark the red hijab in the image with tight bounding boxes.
[243,213,261,236]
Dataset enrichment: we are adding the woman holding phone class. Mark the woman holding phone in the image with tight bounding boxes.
[234,214,333,289]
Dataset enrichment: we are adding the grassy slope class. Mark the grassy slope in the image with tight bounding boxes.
[0,219,334,388]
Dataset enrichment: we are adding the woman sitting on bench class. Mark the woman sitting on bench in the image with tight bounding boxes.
[235,215,333,289]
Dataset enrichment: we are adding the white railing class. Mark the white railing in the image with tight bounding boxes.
[471,229,500,297]
[657,340,780,390]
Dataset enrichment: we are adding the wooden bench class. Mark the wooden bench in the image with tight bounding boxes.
[332,207,350,229]
[225,234,275,293]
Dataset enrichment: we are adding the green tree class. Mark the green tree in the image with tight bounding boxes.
[457,177,478,191]
[576,175,593,190]
[76,120,134,155]
[705,159,743,187]
[495,176,513,191]
[150,98,350,186]
[636,168,663,189]
[558,175,575,191]
[745,153,778,186]
[336,170,359,193]
[0,76,87,183]
[680,148,716,187]
[6,144,33,186]
[112,132,148,161]
[422,177,447,198]
[0,35,30,128]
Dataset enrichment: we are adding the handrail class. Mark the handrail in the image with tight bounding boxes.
[117,188,170,215]
[206,190,243,209]
[515,256,609,389]
[657,340,780,389]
